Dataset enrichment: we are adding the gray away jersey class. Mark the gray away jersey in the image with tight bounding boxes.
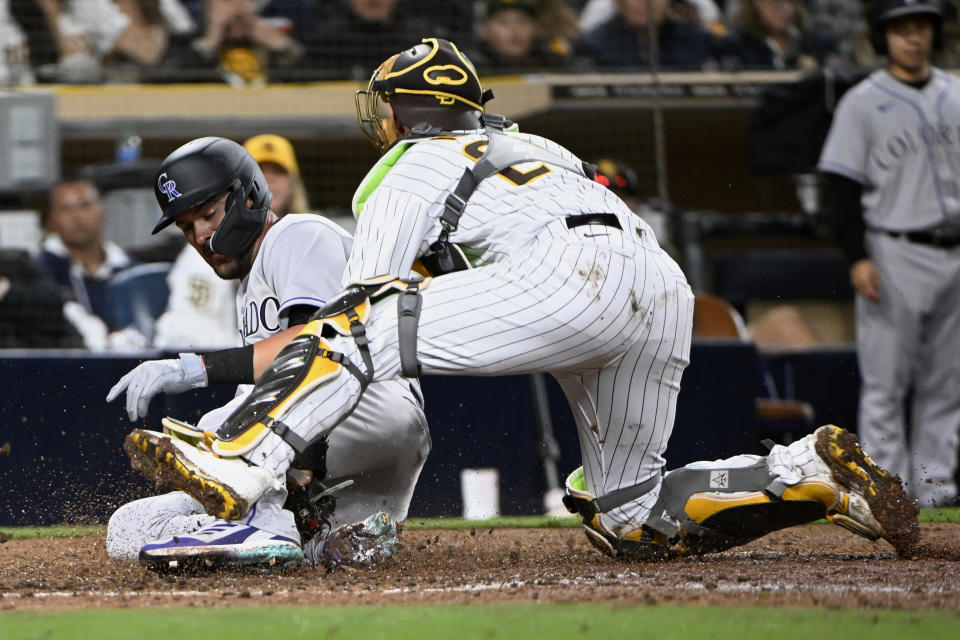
[819,68,960,231]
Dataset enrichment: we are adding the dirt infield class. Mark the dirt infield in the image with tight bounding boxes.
[1,523,959,612]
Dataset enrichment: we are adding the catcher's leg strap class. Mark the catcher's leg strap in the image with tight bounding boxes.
[562,469,661,517]
[562,467,667,559]
[642,461,833,555]
[643,462,788,539]
[396,280,423,378]
[210,277,423,457]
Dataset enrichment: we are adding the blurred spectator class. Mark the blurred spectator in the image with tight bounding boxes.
[575,0,725,70]
[722,0,837,70]
[37,179,146,348]
[308,0,471,80]
[154,133,311,349]
[242,133,309,215]
[472,0,575,72]
[0,247,83,348]
[579,0,723,33]
[1,0,35,84]
[168,0,303,85]
[805,0,864,67]
[10,0,194,82]
[101,0,195,81]
[932,0,960,68]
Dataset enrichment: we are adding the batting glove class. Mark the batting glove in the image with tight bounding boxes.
[106,353,208,421]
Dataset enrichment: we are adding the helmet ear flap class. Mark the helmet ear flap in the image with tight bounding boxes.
[209,177,272,256]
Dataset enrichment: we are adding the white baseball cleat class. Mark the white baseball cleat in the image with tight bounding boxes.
[139,520,303,573]
[124,429,282,521]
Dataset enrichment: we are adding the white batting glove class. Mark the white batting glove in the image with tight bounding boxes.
[106,353,208,421]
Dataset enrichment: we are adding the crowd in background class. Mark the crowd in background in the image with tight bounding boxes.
[4,0,960,85]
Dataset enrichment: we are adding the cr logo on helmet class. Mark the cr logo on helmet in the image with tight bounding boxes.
[157,173,181,202]
[423,65,468,86]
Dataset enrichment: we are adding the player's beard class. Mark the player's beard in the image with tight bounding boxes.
[204,243,254,281]
[215,249,253,281]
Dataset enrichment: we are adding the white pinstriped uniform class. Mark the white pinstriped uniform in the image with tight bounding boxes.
[252,130,694,533]
[107,214,430,560]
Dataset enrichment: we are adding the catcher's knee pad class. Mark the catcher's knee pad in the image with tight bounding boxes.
[211,276,425,457]
[643,462,834,555]
[563,467,669,560]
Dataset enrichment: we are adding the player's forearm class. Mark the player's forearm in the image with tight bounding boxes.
[252,325,304,380]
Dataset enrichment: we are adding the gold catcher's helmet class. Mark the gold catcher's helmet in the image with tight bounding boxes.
[356,37,492,153]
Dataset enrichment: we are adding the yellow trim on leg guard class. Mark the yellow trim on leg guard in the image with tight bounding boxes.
[211,335,345,457]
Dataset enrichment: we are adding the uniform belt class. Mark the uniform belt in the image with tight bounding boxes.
[882,229,960,249]
[565,213,622,230]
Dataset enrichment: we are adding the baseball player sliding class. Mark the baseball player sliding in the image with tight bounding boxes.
[113,38,919,570]
[819,0,960,508]
[106,139,430,570]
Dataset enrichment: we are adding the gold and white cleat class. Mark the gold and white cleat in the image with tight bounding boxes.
[124,429,281,520]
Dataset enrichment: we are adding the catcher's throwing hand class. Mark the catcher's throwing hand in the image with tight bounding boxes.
[106,353,208,421]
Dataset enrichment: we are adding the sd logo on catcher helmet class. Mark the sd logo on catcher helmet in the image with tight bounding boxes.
[355,37,494,152]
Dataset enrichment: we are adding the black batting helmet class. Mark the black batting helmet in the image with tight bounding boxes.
[356,37,493,152]
[868,0,943,54]
[153,137,272,256]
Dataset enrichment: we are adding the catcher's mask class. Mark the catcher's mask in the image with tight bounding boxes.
[153,137,272,256]
[355,37,493,153]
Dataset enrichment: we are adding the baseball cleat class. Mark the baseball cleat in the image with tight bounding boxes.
[124,429,281,521]
[139,520,303,574]
[312,511,402,567]
[813,424,920,555]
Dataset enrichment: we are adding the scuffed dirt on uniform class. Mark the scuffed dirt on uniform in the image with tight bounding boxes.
[1,524,958,612]
[576,264,606,293]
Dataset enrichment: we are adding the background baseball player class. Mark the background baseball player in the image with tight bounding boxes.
[819,0,960,507]
[106,138,430,570]
[121,38,918,564]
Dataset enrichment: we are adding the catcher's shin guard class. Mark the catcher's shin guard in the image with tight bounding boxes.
[212,276,425,458]
[563,467,669,560]
[642,425,919,556]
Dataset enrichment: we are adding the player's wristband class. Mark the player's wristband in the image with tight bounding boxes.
[202,346,255,384]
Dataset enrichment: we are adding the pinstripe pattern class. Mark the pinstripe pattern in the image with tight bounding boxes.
[256,130,694,534]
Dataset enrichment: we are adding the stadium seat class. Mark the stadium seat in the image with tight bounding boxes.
[692,293,815,446]
[107,262,172,342]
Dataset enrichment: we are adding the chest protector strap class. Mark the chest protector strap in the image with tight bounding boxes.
[420,115,595,275]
